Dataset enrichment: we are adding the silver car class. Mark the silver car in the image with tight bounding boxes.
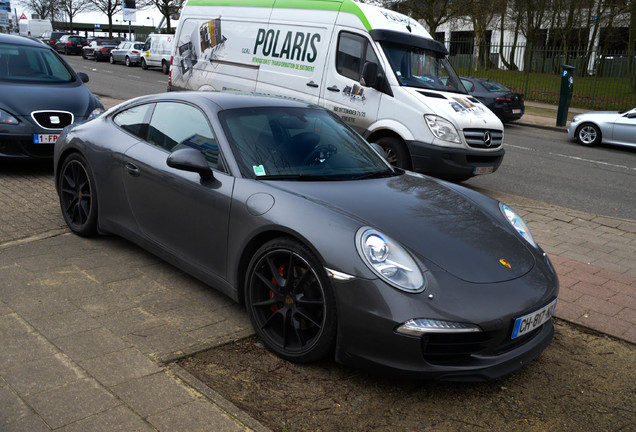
[568,107,636,148]
[109,42,145,67]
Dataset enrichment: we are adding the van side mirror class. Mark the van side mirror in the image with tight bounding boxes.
[360,61,378,88]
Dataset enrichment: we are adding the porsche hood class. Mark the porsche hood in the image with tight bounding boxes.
[272,173,536,284]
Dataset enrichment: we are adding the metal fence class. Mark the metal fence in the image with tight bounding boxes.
[446,42,636,111]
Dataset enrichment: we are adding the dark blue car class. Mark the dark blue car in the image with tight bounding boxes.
[0,34,104,158]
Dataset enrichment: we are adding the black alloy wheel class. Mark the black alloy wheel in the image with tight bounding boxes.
[58,153,98,237]
[245,238,336,363]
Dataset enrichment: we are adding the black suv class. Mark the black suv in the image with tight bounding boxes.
[40,31,70,47]
[55,35,87,55]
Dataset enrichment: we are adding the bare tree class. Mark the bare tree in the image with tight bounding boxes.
[22,0,59,21]
[456,0,504,69]
[59,0,93,32]
[88,0,121,38]
[385,0,458,36]
[138,0,184,32]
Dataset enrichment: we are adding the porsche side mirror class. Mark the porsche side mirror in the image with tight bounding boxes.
[167,148,213,181]
[77,72,89,83]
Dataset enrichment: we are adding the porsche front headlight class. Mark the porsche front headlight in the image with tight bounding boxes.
[356,227,425,293]
[500,203,537,248]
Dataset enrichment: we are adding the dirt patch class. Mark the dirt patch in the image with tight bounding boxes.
[178,319,635,432]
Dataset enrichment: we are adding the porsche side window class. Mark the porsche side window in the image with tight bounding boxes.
[336,32,378,81]
[148,102,223,171]
[113,104,152,139]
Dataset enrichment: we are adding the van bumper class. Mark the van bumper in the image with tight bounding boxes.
[407,140,505,180]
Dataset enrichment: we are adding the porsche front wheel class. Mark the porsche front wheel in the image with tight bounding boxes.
[245,238,336,363]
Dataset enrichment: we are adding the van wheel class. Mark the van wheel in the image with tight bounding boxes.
[141,58,148,70]
[162,60,169,74]
[375,137,411,170]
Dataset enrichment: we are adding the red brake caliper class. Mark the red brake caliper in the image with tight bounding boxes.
[270,265,285,312]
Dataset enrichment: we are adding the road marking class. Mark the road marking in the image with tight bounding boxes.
[505,143,636,171]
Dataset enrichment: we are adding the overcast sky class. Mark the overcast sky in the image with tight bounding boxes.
[12,1,168,27]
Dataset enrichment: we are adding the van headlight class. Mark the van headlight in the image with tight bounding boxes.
[500,203,537,248]
[424,115,461,144]
[356,227,425,293]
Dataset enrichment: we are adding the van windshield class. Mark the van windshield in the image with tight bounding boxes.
[380,42,467,94]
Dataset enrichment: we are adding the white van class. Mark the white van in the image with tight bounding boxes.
[141,33,173,74]
[18,18,52,38]
[169,0,505,180]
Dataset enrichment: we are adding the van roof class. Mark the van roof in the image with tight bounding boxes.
[185,0,432,38]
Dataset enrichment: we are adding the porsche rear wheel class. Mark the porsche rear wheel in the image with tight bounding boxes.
[245,238,336,363]
[58,153,98,237]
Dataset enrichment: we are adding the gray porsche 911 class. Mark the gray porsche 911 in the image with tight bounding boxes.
[53,91,558,380]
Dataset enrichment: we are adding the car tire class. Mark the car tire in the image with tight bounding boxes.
[245,238,337,363]
[58,153,98,237]
[374,136,411,170]
[64,47,69,55]
[82,52,87,59]
[162,60,169,74]
[125,56,132,67]
[94,54,99,62]
[141,58,148,70]
[109,55,115,64]
[576,123,602,147]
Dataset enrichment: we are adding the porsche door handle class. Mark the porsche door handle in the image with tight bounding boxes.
[125,162,140,177]
[327,85,340,92]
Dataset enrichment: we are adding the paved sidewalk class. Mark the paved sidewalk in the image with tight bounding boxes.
[0,98,634,431]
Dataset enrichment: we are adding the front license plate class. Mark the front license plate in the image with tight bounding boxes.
[512,299,557,339]
[34,134,59,144]
[473,166,494,175]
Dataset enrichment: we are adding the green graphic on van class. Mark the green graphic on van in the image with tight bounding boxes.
[252,28,320,62]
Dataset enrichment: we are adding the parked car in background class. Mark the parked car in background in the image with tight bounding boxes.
[18,19,52,38]
[55,35,87,55]
[568,107,636,148]
[82,39,118,61]
[460,77,525,123]
[40,30,70,48]
[140,33,172,74]
[0,33,104,158]
[53,91,558,380]
[110,41,145,66]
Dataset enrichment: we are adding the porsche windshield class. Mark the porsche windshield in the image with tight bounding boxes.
[381,42,466,93]
[219,107,396,180]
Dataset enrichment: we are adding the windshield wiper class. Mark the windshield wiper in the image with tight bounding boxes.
[256,174,340,181]
[351,170,398,180]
